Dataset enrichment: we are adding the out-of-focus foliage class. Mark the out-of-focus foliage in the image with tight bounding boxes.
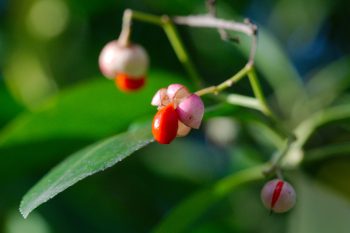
[1,0,350,232]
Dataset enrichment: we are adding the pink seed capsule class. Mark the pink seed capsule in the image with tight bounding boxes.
[99,40,149,79]
[176,94,204,129]
[151,88,170,108]
[177,121,191,137]
[167,84,191,106]
[261,179,296,213]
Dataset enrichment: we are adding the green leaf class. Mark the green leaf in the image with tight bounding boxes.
[152,165,265,233]
[304,143,350,163]
[291,56,350,122]
[20,124,154,219]
[0,70,189,181]
[0,70,189,147]
[306,56,350,110]
[247,120,284,150]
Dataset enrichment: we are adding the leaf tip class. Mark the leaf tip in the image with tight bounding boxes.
[19,198,33,219]
[19,206,29,219]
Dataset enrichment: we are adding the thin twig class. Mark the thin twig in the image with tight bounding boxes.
[172,14,257,65]
[247,68,272,116]
[263,135,296,177]
[161,16,203,88]
[244,19,258,66]
[206,0,239,43]
[125,10,202,88]
[282,104,350,167]
[222,93,263,111]
[120,9,258,86]
[195,64,252,96]
[173,15,255,36]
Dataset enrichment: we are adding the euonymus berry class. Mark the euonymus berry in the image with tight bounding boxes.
[177,94,204,129]
[115,73,145,92]
[152,104,179,144]
[152,84,204,144]
[99,40,149,91]
[261,179,296,213]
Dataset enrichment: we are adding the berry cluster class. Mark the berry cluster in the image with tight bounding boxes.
[98,15,297,214]
[98,39,205,144]
[99,40,149,92]
[151,84,204,144]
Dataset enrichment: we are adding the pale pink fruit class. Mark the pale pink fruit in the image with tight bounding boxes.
[261,179,296,213]
[176,94,204,129]
[151,88,170,108]
[99,40,149,79]
[167,84,190,106]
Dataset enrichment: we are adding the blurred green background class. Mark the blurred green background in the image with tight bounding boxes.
[1,0,350,232]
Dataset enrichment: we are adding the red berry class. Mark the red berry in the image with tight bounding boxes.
[261,179,296,213]
[152,104,179,144]
[115,73,145,92]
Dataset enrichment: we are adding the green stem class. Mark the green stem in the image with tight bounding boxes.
[215,93,262,111]
[247,68,272,117]
[213,164,266,195]
[129,10,202,89]
[196,65,292,139]
[195,65,251,96]
[246,68,294,140]
[196,66,274,119]
[295,104,350,147]
[263,135,296,177]
[130,10,163,25]
[162,18,203,89]
[217,65,251,90]
[304,143,350,163]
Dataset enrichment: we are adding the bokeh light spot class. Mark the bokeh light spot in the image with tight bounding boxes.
[27,0,69,39]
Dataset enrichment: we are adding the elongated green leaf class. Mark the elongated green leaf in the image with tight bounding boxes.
[0,70,189,180]
[0,70,189,147]
[20,125,154,219]
[247,120,284,150]
[307,56,350,110]
[289,56,350,123]
[304,143,350,163]
[152,165,265,233]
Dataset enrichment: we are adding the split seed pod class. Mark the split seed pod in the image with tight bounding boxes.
[261,179,296,213]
